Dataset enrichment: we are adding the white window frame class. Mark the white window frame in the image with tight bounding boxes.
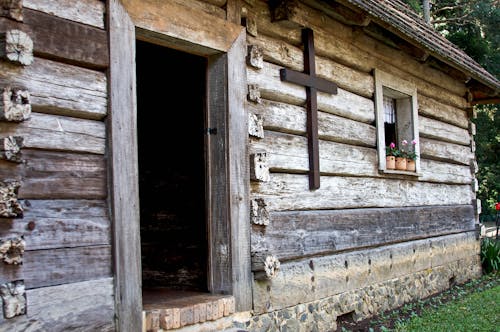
[374,69,421,175]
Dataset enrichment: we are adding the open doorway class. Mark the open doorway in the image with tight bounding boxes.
[136,40,208,293]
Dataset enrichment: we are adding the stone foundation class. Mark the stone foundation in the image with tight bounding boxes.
[157,232,481,332]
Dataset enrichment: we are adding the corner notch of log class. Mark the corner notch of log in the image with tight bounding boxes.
[247,84,261,103]
[0,0,23,22]
[254,255,281,280]
[269,0,299,24]
[250,152,270,182]
[0,181,23,218]
[0,280,26,319]
[247,44,263,69]
[0,29,33,65]
[0,236,25,265]
[250,198,269,226]
[248,113,264,138]
[0,136,23,163]
[0,87,31,122]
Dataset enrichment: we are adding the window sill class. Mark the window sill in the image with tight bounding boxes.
[380,169,422,177]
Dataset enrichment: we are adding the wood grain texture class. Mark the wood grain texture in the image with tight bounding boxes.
[420,137,474,165]
[251,173,473,211]
[122,0,243,53]
[0,8,108,69]
[0,245,112,289]
[248,99,376,147]
[0,112,105,154]
[24,0,105,28]
[418,95,469,129]
[0,278,115,331]
[107,1,143,331]
[0,149,106,199]
[250,204,476,270]
[247,61,374,124]
[0,58,107,120]
[0,199,110,250]
[247,34,374,98]
[419,116,471,146]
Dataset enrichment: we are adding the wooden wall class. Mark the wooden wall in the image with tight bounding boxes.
[0,1,114,330]
[243,0,477,272]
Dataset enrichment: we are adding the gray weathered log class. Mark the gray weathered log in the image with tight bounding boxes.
[0,181,22,218]
[247,44,263,69]
[418,95,468,129]
[0,58,107,120]
[0,199,110,250]
[0,136,22,163]
[250,198,269,226]
[0,0,23,21]
[24,0,105,28]
[419,116,471,146]
[248,112,264,138]
[0,245,112,289]
[0,112,105,154]
[0,29,33,65]
[251,173,473,211]
[247,84,261,103]
[0,278,115,331]
[251,204,475,270]
[420,137,473,165]
[0,86,30,122]
[0,280,25,319]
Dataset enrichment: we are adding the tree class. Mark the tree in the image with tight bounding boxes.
[402,0,500,217]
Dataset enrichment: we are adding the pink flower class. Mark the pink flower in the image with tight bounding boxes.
[402,140,408,145]
[411,139,418,145]
[390,142,396,149]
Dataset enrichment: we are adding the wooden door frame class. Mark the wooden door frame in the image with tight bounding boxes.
[108,1,251,331]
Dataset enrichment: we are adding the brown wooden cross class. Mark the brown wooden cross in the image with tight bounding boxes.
[280,28,338,190]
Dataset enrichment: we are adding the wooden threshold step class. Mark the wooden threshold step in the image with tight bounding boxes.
[143,289,235,331]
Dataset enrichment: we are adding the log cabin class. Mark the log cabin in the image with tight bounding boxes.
[0,0,499,331]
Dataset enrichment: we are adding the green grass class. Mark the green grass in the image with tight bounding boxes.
[394,281,500,332]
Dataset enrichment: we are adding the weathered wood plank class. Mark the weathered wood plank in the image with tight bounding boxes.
[0,112,105,154]
[250,130,472,184]
[251,173,473,211]
[419,116,471,146]
[24,0,105,29]
[248,99,376,147]
[247,34,374,98]
[0,8,108,69]
[418,95,469,129]
[0,58,107,120]
[251,1,468,107]
[0,149,106,199]
[0,278,114,331]
[108,1,142,331]
[171,0,226,19]
[247,61,374,124]
[0,245,112,289]
[251,204,475,270]
[122,0,243,53]
[420,137,474,165]
[0,199,110,250]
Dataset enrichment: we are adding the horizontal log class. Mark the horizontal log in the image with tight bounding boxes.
[251,204,475,271]
[0,58,107,120]
[418,95,469,129]
[419,116,471,146]
[247,34,374,98]
[0,245,112,289]
[248,99,376,147]
[251,1,468,108]
[24,0,105,29]
[0,149,106,199]
[252,232,479,313]
[0,8,108,69]
[250,131,472,184]
[247,61,374,124]
[0,278,114,331]
[251,173,473,211]
[420,137,473,165]
[0,112,105,154]
[172,0,226,18]
[0,199,110,250]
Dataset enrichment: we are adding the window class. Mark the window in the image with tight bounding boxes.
[374,69,420,174]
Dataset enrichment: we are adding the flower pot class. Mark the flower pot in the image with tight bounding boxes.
[406,159,416,172]
[395,157,407,170]
[386,156,396,170]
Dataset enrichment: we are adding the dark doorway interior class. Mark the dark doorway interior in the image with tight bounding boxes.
[136,40,208,293]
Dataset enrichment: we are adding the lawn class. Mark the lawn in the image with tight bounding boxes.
[339,273,500,332]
